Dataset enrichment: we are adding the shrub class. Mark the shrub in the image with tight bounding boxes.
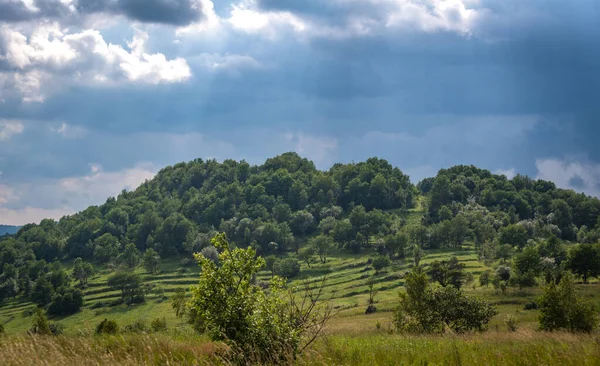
[107,272,145,305]
[0,323,5,336]
[180,258,194,267]
[538,273,598,333]
[504,315,518,332]
[188,233,333,363]
[49,322,64,336]
[48,287,84,316]
[95,319,119,335]
[151,317,168,332]
[524,301,539,310]
[123,319,149,333]
[200,246,219,264]
[273,258,301,278]
[29,309,51,335]
[372,256,392,274]
[393,266,497,333]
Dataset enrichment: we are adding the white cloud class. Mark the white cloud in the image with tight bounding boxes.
[535,158,600,198]
[495,168,516,179]
[49,122,87,138]
[0,24,192,101]
[0,120,24,140]
[0,163,157,225]
[384,0,478,34]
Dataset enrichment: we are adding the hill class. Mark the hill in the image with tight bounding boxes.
[0,225,20,236]
[1,152,600,340]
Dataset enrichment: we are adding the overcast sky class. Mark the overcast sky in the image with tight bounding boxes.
[1,0,599,225]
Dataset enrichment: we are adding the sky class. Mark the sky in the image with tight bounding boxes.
[0,0,599,225]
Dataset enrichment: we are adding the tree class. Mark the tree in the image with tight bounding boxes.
[29,308,51,335]
[513,245,542,277]
[331,219,354,247]
[384,232,409,258]
[312,235,333,263]
[498,224,529,249]
[93,233,119,263]
[48,287,84,315]
[538,273,598,332]
[365,277,378,314]
[142,248,161,274]
[394,267,497,333]
[290,210,315,238]
[171,288,187,319]
[188,233,331,361]
[265,255,278,276]
[107,272,144,305]
[31,275,54,306]
[479,270,493,287]
[372,256,392,274]
[298,246,316,268]
[566,243,600,283]
[427,257,466,289]
[273,258,301,278]
[495,244,514,262]
[72,258,93,288]
[410,244,425,266]
[120,243,140,268]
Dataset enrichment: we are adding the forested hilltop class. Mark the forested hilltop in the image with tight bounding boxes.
[1,152,600,304]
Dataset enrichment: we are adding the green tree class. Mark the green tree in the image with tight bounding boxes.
[188,233,298,360]
[72,257,93,287]
[566,243,600,283]
[538,273,598,332]
[171,288,187,319]
[142,248,161,274]
[427,257,466,289]
[312,235,333,263]
[479,269,493,287]
[31,275,54,306]
[107,272,144,305]
[48,287,84,315]
[393,267,497,333]
[93,233,119,263]
[120,243,140,268]
[372,256,391,274]
[29,308,51,335]
[273,258,301,278]
[298,246,315,268]
[499,224,529,249]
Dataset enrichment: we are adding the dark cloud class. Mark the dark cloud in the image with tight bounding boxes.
[0,0,70,22]
[77,0,206,25]
[0,0,206,25]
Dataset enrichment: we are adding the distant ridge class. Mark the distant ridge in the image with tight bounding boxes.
[0,225,20,236]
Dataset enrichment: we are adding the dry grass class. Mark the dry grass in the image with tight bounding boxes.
[1,330,599,366]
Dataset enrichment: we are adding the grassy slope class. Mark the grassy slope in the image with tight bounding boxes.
[1,198,599,339]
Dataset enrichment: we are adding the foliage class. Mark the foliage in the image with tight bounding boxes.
[123,319,149,333]
[199,246,219,264]
[566,243,600,283]
[538,273,598,333]
[188,233,333,362]
[107,272,145,305]
[29,309,51,335]
[504,315,518,332]
[273,258,301,278]
[171,288,187,320]
[48,287,84,315]
[120,243,140,268]
[371,256,391,274]
[393,267,497,333]
[312,235,333,263]
[142,248,161,274]
[427,257,466,289]
[151,317,168,332]
[71,258,93,287]
[95,319,119,335]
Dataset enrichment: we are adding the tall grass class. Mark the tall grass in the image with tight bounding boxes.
[1,331,599,365]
